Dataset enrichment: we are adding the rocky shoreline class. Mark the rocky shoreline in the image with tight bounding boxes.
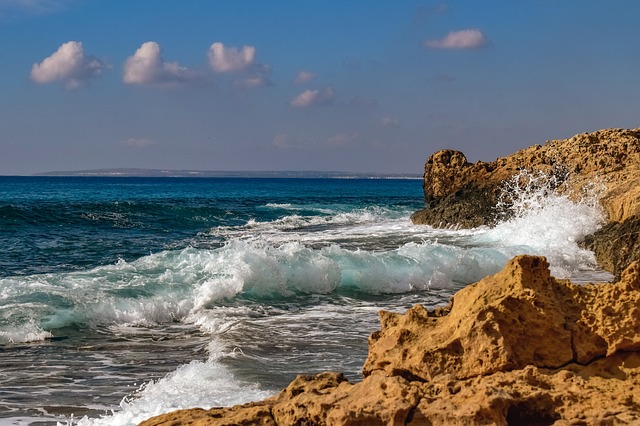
[411,128,640,276]
[141,128,640,425]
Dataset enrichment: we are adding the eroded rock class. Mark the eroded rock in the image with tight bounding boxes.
[364,255,640,380]
[412,128,640,275]
[417,128,640,224]
[140,255,640,425]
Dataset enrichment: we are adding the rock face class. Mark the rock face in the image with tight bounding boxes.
[141,255,640,426]
[411,128,640,275]
[582,215,640,277]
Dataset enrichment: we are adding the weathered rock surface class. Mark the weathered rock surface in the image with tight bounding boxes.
[411,128,640,275]
[140,255,640,425]
[582,215,640,278]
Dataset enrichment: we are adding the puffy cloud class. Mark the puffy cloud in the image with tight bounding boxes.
[123,41,196,85]
[30,41,107,89]
[293,70,316,85]
[208,42,255,73]
[290,86,335,108]
[207,42,271,89]
[424,29,488,49]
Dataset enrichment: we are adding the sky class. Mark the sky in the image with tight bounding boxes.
[0,0,639,175]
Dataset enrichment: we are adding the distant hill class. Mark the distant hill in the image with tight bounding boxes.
[34,168,421,179]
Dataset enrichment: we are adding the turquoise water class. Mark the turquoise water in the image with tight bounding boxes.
[0,176,610,425]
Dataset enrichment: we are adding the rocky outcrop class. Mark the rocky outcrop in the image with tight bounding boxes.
[411,128,640,275]
[141,255,640,425]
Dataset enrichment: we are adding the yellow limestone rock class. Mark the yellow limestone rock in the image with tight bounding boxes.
[364,256,640,380]
[140,256,640,425]
[415,128,640,225]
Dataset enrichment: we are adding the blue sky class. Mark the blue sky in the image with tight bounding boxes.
[1,0,638,175]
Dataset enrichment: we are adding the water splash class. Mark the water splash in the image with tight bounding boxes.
[476,169,607,277]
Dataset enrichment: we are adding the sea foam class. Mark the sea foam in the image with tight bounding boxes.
[73,358,274,426]
[2,170,610,346]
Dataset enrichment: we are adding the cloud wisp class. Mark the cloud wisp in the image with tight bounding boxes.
[30,41,107,89]
[381,117,400,128]
[293,70,316,85]
[327,132,358,146]
[123,41,197,86]
[290,86,335,108]
[424,29,488,49]
[0,0,71,17]
[414,3,450,25]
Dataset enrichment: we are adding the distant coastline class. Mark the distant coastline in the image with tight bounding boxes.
[32,168,421,179]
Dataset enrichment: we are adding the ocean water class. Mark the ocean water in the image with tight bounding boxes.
[0,175,612,425]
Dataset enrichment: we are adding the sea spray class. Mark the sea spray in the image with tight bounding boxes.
[477,169,607,277]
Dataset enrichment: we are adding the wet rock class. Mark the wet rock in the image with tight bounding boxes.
[582,215,640,277]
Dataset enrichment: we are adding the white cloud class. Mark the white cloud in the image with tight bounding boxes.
[122,137,157,148]
[123,41,196,85]
[424,29,488,49]
[293,70,316,85]
[30,41,107,89]
[290,87,335,108]
[207,42,270,89]
[208,42,255,73]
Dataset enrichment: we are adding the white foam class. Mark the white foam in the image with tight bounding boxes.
[73,359,275,426]
[0,320,53,344]
[474,170,606,277]
[209,205,409,242]
[1,173,610,343]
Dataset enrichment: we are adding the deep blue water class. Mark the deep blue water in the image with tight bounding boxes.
[0,177,422,277]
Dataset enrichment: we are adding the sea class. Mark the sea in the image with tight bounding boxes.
[0,175,612,425]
